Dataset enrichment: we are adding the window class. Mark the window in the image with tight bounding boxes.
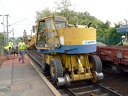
[39,21,45,33]
[46,19,52,30]
[55,22,66,28]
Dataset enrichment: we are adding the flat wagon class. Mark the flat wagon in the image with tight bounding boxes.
[97,45,128,72]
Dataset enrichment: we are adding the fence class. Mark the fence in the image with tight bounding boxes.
[97,36,121,45]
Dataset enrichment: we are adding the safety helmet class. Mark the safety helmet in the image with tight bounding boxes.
[9,39,12,42]
[18,38,21,42]
[12,45,16,49]
[122,35,125,38]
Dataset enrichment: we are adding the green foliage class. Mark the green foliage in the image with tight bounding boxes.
[0,33,4,37]
[36,8,53,21]
[107,28,120,45]
[54,0,72,20]
[107,24,124,45]
[0,33,4,54]
[0,33,4,45]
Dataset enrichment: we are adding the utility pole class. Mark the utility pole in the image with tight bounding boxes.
[5,14,9,46]
[2,15,6,46]
[13,29,14,38]
[31,29,32,36]
[2,16,5,32]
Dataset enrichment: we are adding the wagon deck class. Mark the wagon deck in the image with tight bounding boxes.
[97,45,128,72]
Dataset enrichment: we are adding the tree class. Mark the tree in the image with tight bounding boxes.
[107,23,123,45]
[54,0,72,20]
[36,8,53,21]
[35,8,54,30]
[0,33,4,51]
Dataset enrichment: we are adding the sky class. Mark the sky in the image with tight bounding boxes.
[0,0,128,38]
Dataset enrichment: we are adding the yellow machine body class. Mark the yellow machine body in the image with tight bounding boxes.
[27,34,37,49]
[56,28,96,45]
[45,54,92,81]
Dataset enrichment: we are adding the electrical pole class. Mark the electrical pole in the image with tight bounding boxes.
[5,14,9,46]
[31,29,32,36]
[13,29,14,38]
[2,15,6,46]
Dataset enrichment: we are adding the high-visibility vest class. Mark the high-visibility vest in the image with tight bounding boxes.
[8,42,13,47]
[19,42,26,50]
[5,46,11,51]
[122,39,127,45]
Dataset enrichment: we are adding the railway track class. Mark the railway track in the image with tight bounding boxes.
[26,50,122,96]
[101,65,128,96]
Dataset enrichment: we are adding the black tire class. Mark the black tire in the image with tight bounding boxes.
[89,55,102,73]
[42,54,49,72]
[50,58,63,82]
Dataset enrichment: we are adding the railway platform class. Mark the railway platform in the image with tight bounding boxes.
[0,55,60,96]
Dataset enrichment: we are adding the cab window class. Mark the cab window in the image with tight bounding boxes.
[55,22,66,28]
[46,19,52,30]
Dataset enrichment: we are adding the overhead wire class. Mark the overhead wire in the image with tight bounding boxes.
[9,18,27,26]
[0,0,49,37]
[26,0,44,18]
[72,0,91,12]
[9,16,27,19]
[13,0,48,35]
[11,24,32,25]
[25,0,48,25]
[7,0,46,26]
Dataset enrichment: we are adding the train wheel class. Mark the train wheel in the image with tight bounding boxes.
[50,58,63,82]
[91,71,98,83]
[42,55,49,72]
[89,55,102,73]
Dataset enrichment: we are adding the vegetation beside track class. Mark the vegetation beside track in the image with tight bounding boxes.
[0,33,5,67]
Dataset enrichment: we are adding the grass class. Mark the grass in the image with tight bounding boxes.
[0,45,5,67]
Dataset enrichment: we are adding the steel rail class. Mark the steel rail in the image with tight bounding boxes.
[95,84,122,96]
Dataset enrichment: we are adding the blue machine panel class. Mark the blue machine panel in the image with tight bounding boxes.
[37,44,96,54]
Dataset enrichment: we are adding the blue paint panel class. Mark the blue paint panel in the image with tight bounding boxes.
[37,44,96,54]
[116,28,128,33]
[116,25,128,33]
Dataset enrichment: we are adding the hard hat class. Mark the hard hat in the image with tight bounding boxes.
[122,35,125,38]
[19,38,21,42]
[9,39,12,42]
[12,45,16,49]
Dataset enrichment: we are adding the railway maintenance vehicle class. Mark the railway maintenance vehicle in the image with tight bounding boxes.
[27,15,104,86]
[97,25,128,72]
